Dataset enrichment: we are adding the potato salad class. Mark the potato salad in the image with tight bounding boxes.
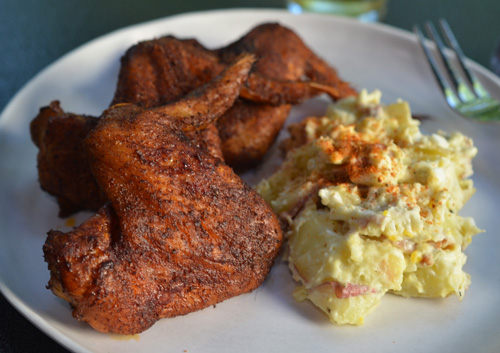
[257,90,482,325]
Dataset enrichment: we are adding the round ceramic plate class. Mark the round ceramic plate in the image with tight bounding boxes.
[1,9,500,353]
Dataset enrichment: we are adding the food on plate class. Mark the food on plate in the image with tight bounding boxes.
[30,102,107,216]
[257,90,482,325]
[43,55,283,335]
[30,102,223,216]
[30,23,355,216]
[111,23,356,169]
[213,23,356,167]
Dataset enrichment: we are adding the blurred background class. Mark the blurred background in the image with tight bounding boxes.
[2,0,500,113]
[1,0,500,352]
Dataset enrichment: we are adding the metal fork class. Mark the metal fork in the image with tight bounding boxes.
[414,19,500,122]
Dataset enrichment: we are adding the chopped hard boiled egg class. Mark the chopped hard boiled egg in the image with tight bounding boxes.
[257,90,482,325]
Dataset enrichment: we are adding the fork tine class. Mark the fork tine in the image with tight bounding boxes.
[438,18,490,98]
[424,23,459,90]
[424,22,475,103]
[413,24,460,109]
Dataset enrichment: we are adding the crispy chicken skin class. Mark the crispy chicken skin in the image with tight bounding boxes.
[111,23,356,168]
[31,23,355,215]
[111,24,355,108]
[214,23,357,168]
[111,36,220,108]
[216,100,292,168]
[30,102,107,216]
[186,124,224,159]
[44,55,283,335]
[30,36,224,216]
[216,22,356,104]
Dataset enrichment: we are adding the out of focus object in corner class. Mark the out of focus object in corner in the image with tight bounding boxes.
[491,37,500,77]
[414,19,500,122]
[285,0,387,22]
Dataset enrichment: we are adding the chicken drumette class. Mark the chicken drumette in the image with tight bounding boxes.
[44,55,283,335]
[31,23,356,216]
[112,23,356,168]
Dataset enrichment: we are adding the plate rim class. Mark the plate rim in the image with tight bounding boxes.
[1,8,500,353]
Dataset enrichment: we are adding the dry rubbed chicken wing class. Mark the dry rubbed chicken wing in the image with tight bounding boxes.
[31,23,355,216]
[110,36,220,108]
[43,55,283,335]
[214,23,357,168]
[111,23,356,168]
[216,100,292,166]
[30,102,107,216]
[30,36,224,216]
[30,103,223,216]
[111,24,355,108]
[216,22,356,104]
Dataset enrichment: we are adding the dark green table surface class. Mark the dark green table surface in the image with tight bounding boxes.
[1,1,499,352]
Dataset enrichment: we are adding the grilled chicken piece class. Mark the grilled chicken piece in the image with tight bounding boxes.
[43,55,283,335]
[30,102,223,216]
[214,23,357,168]
[31,23,355,215]
[111,36,220,108]
[30,37,223,216]
[30,102,107,216]
[216,100,292,168]
[111,24,354,108]
[216,22,356,104]
[112,23,356,168]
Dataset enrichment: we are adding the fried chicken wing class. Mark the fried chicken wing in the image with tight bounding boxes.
[110,36,221,108]
[30,37,225,216]
[214,23,356,168]
[31,23,356,215]
[44,55,283,335]
[217,22,356,104]
[30,102,223,216]
[111,23,356,168]
[216,100,292,168]
[30,102,107,216]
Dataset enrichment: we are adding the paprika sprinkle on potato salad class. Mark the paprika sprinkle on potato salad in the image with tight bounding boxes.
[257,90,482,325]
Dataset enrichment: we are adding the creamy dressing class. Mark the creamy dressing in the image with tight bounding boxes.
[257,90,482,325]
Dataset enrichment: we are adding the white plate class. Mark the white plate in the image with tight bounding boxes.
[1,8,500,353]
